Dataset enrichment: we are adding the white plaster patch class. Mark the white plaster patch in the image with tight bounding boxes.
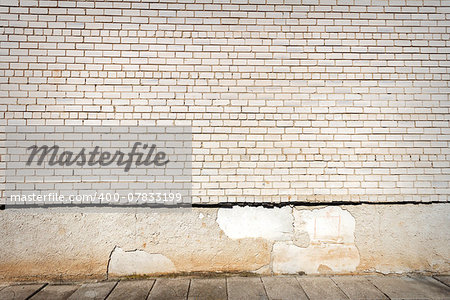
[216,206,293,240]
[294,206,356,244]
[108,247,176,276]
[272,242,360,274]
[272,206,360,274]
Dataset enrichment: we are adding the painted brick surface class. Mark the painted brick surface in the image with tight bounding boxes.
[0,0,449,203]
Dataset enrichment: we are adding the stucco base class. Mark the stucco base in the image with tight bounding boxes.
[0,204,448,281]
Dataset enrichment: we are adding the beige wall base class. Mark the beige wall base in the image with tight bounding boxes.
[0,203,448,281]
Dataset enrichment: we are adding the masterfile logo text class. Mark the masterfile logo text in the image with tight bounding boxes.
[3,125,192,209]
[26,142,170,172]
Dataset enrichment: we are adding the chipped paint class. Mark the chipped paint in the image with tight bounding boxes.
[272,243,360,274]
[216,206,293,240]
[294,206,356,244]
[108,247,176,276]
[272,207,360,274]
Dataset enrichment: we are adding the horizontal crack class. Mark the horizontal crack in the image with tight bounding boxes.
[193,200,448,208]
[1,200,447,211]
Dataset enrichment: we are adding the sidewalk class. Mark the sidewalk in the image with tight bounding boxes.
[0,275,448,300]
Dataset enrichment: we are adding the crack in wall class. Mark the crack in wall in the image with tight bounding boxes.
[193,200,447,208]
[1,200,446,211]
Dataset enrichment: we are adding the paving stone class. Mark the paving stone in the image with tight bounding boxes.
[297,277,348,300]
[369,276,433,299]
[227,277,268,300]
[67,281,117,300]
[434,275,450,287]
[107,280,155,300]
[406,276,450,299]
[188,278,227,300]
[30,284,80,300]
[147,278,190,300]
[331,276,388,299]
[0,275,448,300]
[0,284,45,300]
[262,276,308,300]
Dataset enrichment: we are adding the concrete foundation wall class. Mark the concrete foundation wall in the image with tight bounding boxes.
[1,203,448,281]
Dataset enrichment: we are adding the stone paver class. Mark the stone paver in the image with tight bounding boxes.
[297,277,349,300]
[0,275,448,300]
[107,280,154,300]
[0,284,45,300]
[262,276,308,300]
[67,281,117,300]
[30,284,80,300]
[406,276,450,300]
[331,276,388,299]
[227,277,268,300]
[435,275,450,287]
[188,278,227,300]
[147,278,190,300]
[369,275,448,300]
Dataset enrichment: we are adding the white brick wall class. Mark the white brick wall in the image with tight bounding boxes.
[1,0,449,204]
[2,125,192,206]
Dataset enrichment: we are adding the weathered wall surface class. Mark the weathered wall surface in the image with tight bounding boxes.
[0,0,449,280]
[0,204,448,281]
[1,0,449,203]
